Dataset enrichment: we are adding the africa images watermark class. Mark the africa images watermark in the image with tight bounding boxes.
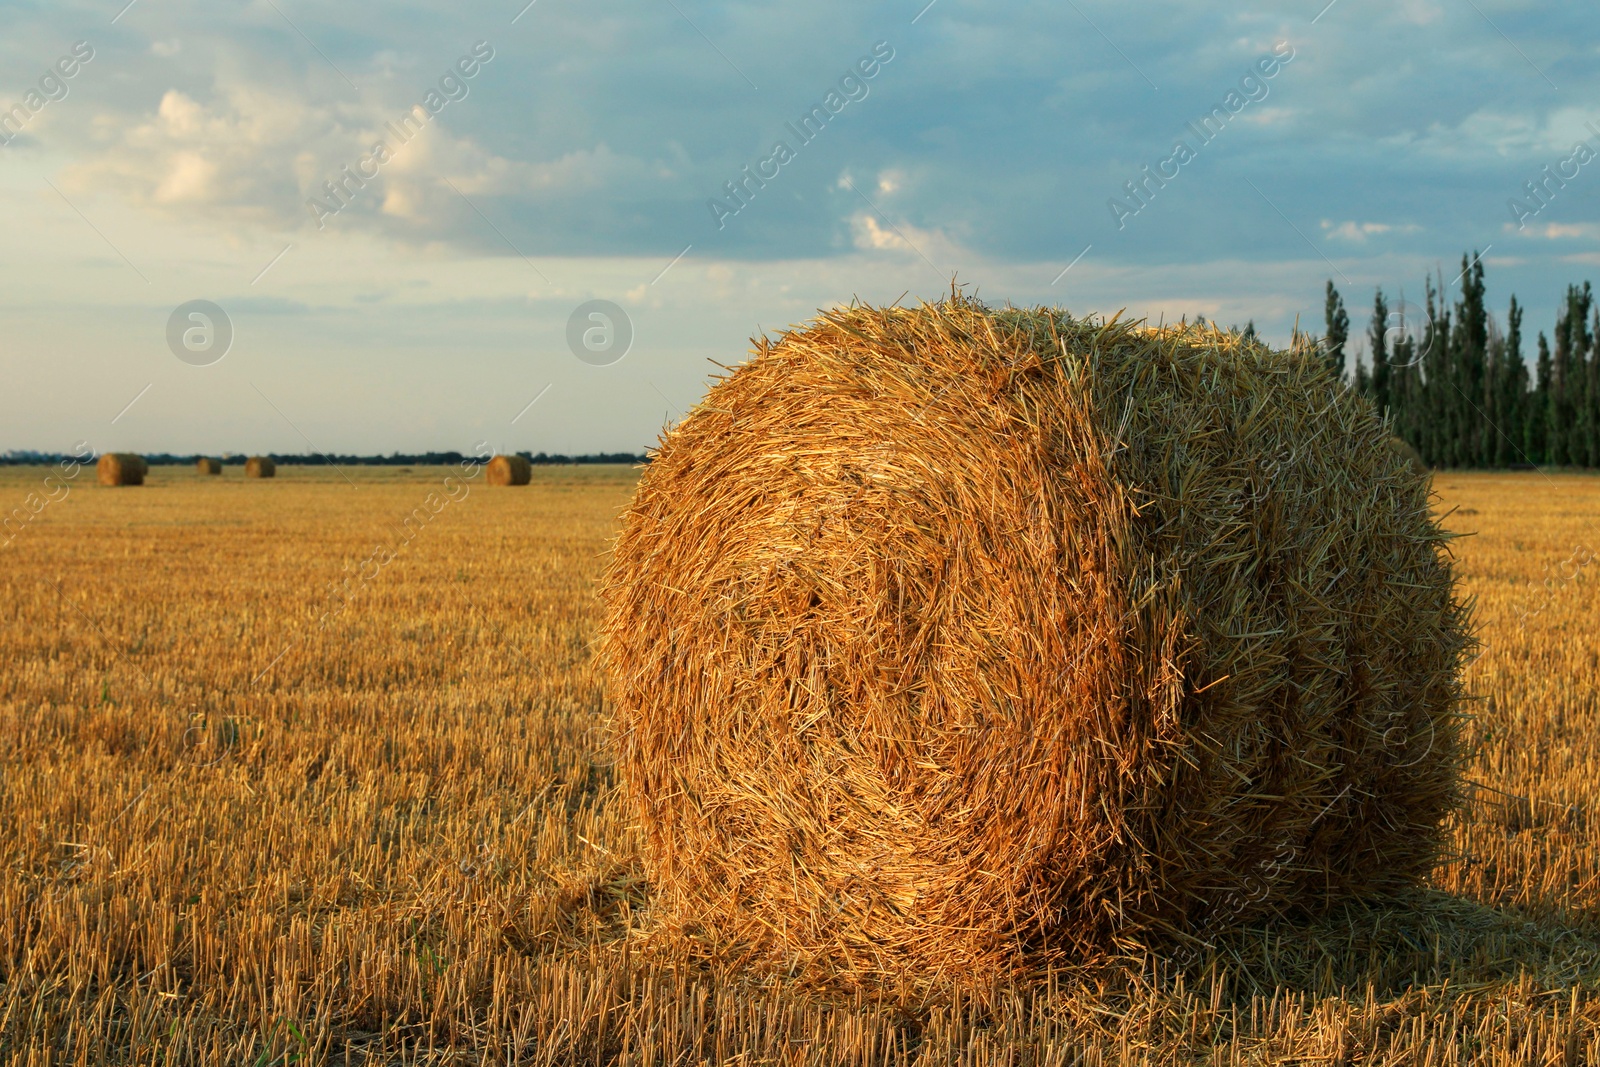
[0,41,95,147]
[1506,121,1600,232]
[1108,41,1295,230]
[1,442,93,549]
[707,41,897,230]
[1511,543,1594,629]
[306,40,496,229]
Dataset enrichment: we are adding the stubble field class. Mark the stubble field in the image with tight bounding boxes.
[1,464,1598,1065]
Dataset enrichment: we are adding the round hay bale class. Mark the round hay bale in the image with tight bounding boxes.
[486,454,532,486]
[97,453,147,486]
[244,456,275,478]
[599,298,1472,983]
[1390,436,1430,480]
[197,457,222,475]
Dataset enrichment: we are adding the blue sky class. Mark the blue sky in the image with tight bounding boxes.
[1,0,1596,454]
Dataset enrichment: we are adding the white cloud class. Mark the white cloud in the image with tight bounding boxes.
[1238,107,1296,127]
[60,68,656,242]
[1520,222,1600,240]
[849,212,950,260]
[1320,220,1423,242]
[1398,0,1444,26]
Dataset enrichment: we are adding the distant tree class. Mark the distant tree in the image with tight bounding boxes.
[1534,331,1553,464]
[1390,287,1425,454]
[1551,284,1592,466]
[1448,253,1490,466]
[1592,306,1600,465]
[1424,273,1451,467]
[1580,307,1597,466]
[1323,280,1350,381]
[1368,288,1391,414]
[1494,295,1528,467]
[1305,260,1600,469]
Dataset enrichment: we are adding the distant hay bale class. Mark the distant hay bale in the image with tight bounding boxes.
[1390,436,1430,480]
[197,457,222,475]
[486,454,532,486]
[97,453,147,486]
[599,298,1472,984]
[245,456,276,479]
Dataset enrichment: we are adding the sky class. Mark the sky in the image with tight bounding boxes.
[0,0,1596,455]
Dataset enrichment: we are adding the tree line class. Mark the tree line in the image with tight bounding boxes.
[1,450,650,467]
[1307,253,1598,469]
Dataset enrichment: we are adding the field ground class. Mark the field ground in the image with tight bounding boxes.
[1,464,1598,1065]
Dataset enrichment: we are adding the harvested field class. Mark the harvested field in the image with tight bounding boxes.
[0,465,1597,1064]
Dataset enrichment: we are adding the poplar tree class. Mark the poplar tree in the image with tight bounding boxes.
[1369,289,1391,415]
[1323,281,1350,382]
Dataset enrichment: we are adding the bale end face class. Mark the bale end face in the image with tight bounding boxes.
[599,298,1472,986]
[97,453,147,486]
[486,454,532,486]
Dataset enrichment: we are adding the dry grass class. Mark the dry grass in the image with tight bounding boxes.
[0,461,1597,1064]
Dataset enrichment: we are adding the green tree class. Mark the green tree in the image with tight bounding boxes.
[1323,280,1350,381]
[1306,262,1600,468]
[1368,288,1391,413]
[1448,253,1489,467]
[1420,275,1449,466]
[1494,295,1528,467]
[1533,331,1553,464]
[1551,283,1591,466]
[1584,304,1599,467]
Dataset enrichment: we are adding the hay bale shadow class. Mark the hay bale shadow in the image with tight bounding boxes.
[1149,889,1600,1002]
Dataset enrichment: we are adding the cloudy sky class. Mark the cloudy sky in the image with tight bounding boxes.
[1,0,1595,454]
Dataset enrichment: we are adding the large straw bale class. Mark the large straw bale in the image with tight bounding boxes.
[245,456,276,478]
[197,457,222,475]
[487,454,532,486]
[97,453,147,486]
[599,297,1472,985]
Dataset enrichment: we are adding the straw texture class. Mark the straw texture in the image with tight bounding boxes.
[197,457,222,475]
[599,298,1471,986]
[97,453,147,486]
[487,455,533,486]
[245,457,276,479]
